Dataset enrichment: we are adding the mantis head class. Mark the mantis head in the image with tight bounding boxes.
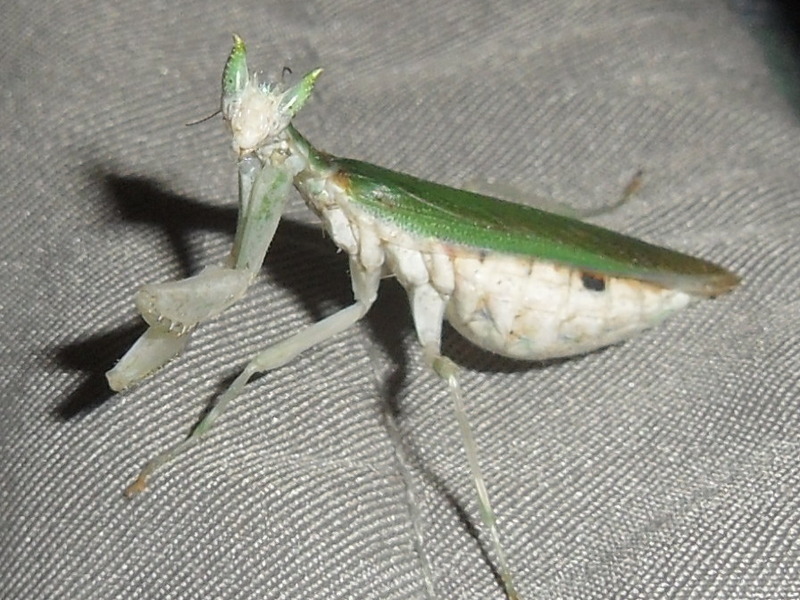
[221,35,322,156]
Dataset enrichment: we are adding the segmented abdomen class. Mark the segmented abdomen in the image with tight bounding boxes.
[442,252,693,360]
[299,173,695,361]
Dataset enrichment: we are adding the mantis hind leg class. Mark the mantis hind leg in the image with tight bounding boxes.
[125,259,380,496]
[409,284,521,600]
[463,169,643,220]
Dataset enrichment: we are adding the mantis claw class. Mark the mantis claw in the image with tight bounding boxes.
[135,266,253,332]
[106,327,190,392]
[106,266,254,392]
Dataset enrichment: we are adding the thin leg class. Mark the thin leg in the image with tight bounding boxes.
[462,178,587,218]
[580,168,643,218]
[126,261,379,496]
[425,349,521,600]
[381,393,438,600]
[462,169,643,220]
[409,285,521,600]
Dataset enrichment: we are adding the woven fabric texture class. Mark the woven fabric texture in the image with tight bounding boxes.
[2,1,798,598]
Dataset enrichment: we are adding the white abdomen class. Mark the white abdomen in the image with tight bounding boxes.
[443,253,693,360]
[299,174,695,362]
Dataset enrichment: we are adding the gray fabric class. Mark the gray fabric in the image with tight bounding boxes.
[2,1,798,598]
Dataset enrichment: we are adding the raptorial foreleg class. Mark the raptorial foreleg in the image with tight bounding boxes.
[107,158,292,391]
[125,259,380,496]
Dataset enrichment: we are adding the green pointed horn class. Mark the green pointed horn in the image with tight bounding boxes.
[279,68,323,117]
[222,34,248,99]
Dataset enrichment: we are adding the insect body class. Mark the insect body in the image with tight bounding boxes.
[108,36,739,600]
[297,152,733,361]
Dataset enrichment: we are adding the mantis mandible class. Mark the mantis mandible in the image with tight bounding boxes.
[108,36,739,600]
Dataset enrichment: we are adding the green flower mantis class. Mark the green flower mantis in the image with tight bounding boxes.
[108,36,739,600]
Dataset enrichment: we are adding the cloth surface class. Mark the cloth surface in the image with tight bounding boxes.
[2,1,798,598]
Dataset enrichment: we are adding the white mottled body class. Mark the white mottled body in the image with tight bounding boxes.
[292,148,694,362]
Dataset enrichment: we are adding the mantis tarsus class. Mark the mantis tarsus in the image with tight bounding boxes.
[107,36,739,600]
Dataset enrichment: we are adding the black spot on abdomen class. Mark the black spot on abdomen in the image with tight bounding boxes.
[580,272,606,292]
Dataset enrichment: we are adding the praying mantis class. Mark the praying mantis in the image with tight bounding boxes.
[108,36,739,600]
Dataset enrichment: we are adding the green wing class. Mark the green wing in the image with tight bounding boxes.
[334,157,739,297]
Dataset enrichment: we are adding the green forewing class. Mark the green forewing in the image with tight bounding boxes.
[334,157,738,297]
